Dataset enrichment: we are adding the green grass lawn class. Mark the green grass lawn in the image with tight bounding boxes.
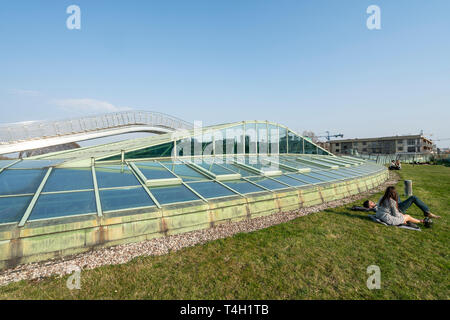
[1,164,449,299]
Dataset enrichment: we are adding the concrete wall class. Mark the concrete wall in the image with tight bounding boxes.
[0,170,389,269]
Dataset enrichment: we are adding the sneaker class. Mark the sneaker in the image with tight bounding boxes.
[423,217,433,228]
[406,221,419,229]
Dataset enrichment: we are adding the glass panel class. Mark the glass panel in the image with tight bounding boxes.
[0,196,32,224]
[247,177,289,190]
[231,124,245,155]
[257,123,268,155]
[288,173,322,184]
[96,165,140,188]
[223,180,265,194]
[268,124,279,154]
[29,191,97,220]
[279,127,288,153]
[197,162,236,175]
[176,138,191,157]
[124,142,174,159]
[219,163,257,177]
[348,166,372,173]
[333,168,360,177]
[305,172,336,181]
[158,159,183,164]
[288,131,303,154]
[288,157,324,169]
[277,159,311,170]
[191,136,202,156]
[318,148,329,155]
[215,127,240,156]
[9,160,63,169]
[304,139,318,154]
[202,131,214,156]
[245,123,257,154]
[0,169,46,195]
[322,170,355,179]
[272,175,308,187]
[0,160,16,168]
[214,129,225,155]
[149,184,200,205]
[43,168,93,192]
[239,157,280,173]
[136,162,177,180]
[100,187,155,212]
[187,181,235,199]
[165,163,210,182]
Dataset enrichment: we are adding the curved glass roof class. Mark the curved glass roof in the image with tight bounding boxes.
[0,154,384,226]
[0,121,383,227]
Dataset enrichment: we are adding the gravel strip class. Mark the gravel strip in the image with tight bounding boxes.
[0,172,398,287]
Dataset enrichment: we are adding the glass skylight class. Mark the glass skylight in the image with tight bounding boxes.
[0,153,383,226]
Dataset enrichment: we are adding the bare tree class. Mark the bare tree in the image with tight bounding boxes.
[302,130,319,143]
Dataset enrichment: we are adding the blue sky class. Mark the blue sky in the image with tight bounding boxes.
[1,0,449,148]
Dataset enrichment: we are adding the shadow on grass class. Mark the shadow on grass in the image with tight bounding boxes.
[325,208,373,222]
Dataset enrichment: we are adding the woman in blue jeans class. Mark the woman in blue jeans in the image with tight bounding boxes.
[364,186,440,225]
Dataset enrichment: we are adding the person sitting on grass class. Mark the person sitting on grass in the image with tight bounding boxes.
[363,186,440,225]
[388,160,401,170]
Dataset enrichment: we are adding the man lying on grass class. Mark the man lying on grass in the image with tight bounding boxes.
[363,186,441,226]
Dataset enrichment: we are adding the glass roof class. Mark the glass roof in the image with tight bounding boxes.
[95,165,141,188]
[0,155,384,226]
[9,159,64,169]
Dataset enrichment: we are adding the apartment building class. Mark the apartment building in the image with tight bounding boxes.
[329,135,434,155]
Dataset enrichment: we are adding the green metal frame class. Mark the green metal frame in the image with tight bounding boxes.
[18,167,53,227]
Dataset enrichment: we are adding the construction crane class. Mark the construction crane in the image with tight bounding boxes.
[317,131,344,141]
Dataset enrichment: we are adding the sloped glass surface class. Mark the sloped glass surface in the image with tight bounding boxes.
[223,180,265,194]
[29,191,97,220]
[96,165,140,189]
[187,181,236,199]
[197,163,236,175]
[0,160,16,168]
[247,177,289,190]
[0,169,46,195]
[136,162,177,180]
[166,164,210,181]
[100,187,155,211]
[279,127,288,153]
[218,163,256,177]
[9,160,63,169]
[268,124,279,154]
[272,175,308,187]
[149,184,200,205]
[304,139,318,154]
[305,172,337,182]
[0,196,32,224]
[331,168,360,177]
[43,168,93,192]
[123,142,174,159]
[277,159,310,169]
[288,173,322,184]
[288,131,303,154]
[320,170,355,179]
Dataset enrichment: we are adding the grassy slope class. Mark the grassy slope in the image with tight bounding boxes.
[1,164,448,299]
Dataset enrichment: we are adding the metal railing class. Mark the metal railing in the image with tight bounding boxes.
[350,153,433,165]
[0,111,193,144]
